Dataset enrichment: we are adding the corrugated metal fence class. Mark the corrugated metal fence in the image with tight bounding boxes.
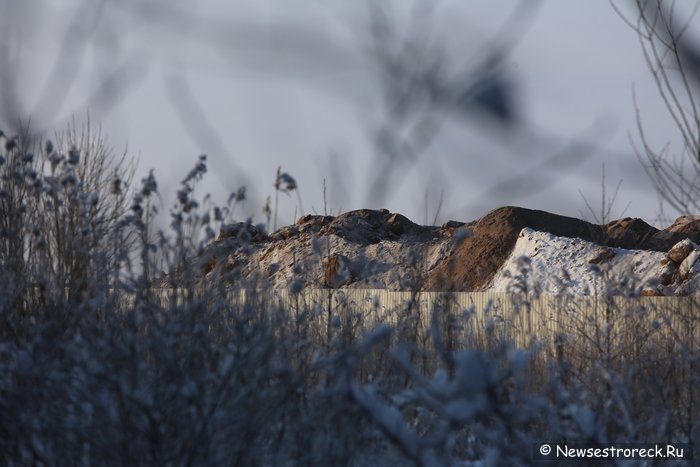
[157,288,699,353]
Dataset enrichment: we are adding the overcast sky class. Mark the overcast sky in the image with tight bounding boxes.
[1,0,697,228]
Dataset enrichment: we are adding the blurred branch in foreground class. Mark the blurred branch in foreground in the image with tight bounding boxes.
[613,0,700,215]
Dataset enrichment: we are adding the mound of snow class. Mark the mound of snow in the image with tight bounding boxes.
[489,228,690,296]
[200,208,700,294]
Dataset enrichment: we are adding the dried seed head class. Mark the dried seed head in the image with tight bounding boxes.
[111,177,122,195]
[68,145,80,165]
[235,186,246,202]
[5,137,17,152]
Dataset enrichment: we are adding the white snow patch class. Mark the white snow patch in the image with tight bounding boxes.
[489,228,678,295]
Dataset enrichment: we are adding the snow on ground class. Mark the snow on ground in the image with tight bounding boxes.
[489,228,684,296]
[227,233,451,291]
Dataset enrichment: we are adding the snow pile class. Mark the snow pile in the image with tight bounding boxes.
[223,232,452,291]
[490,228,700,296]
[202,209,700,295]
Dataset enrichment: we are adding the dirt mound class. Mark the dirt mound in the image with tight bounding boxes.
[603,217,660,250]
[662,216,700,242]
[422,207,603,291]
[317,209,435,244]
[601,216,700,252]
[196,206,700,294]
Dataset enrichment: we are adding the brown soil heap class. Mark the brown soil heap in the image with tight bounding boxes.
[196,206,700,293]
